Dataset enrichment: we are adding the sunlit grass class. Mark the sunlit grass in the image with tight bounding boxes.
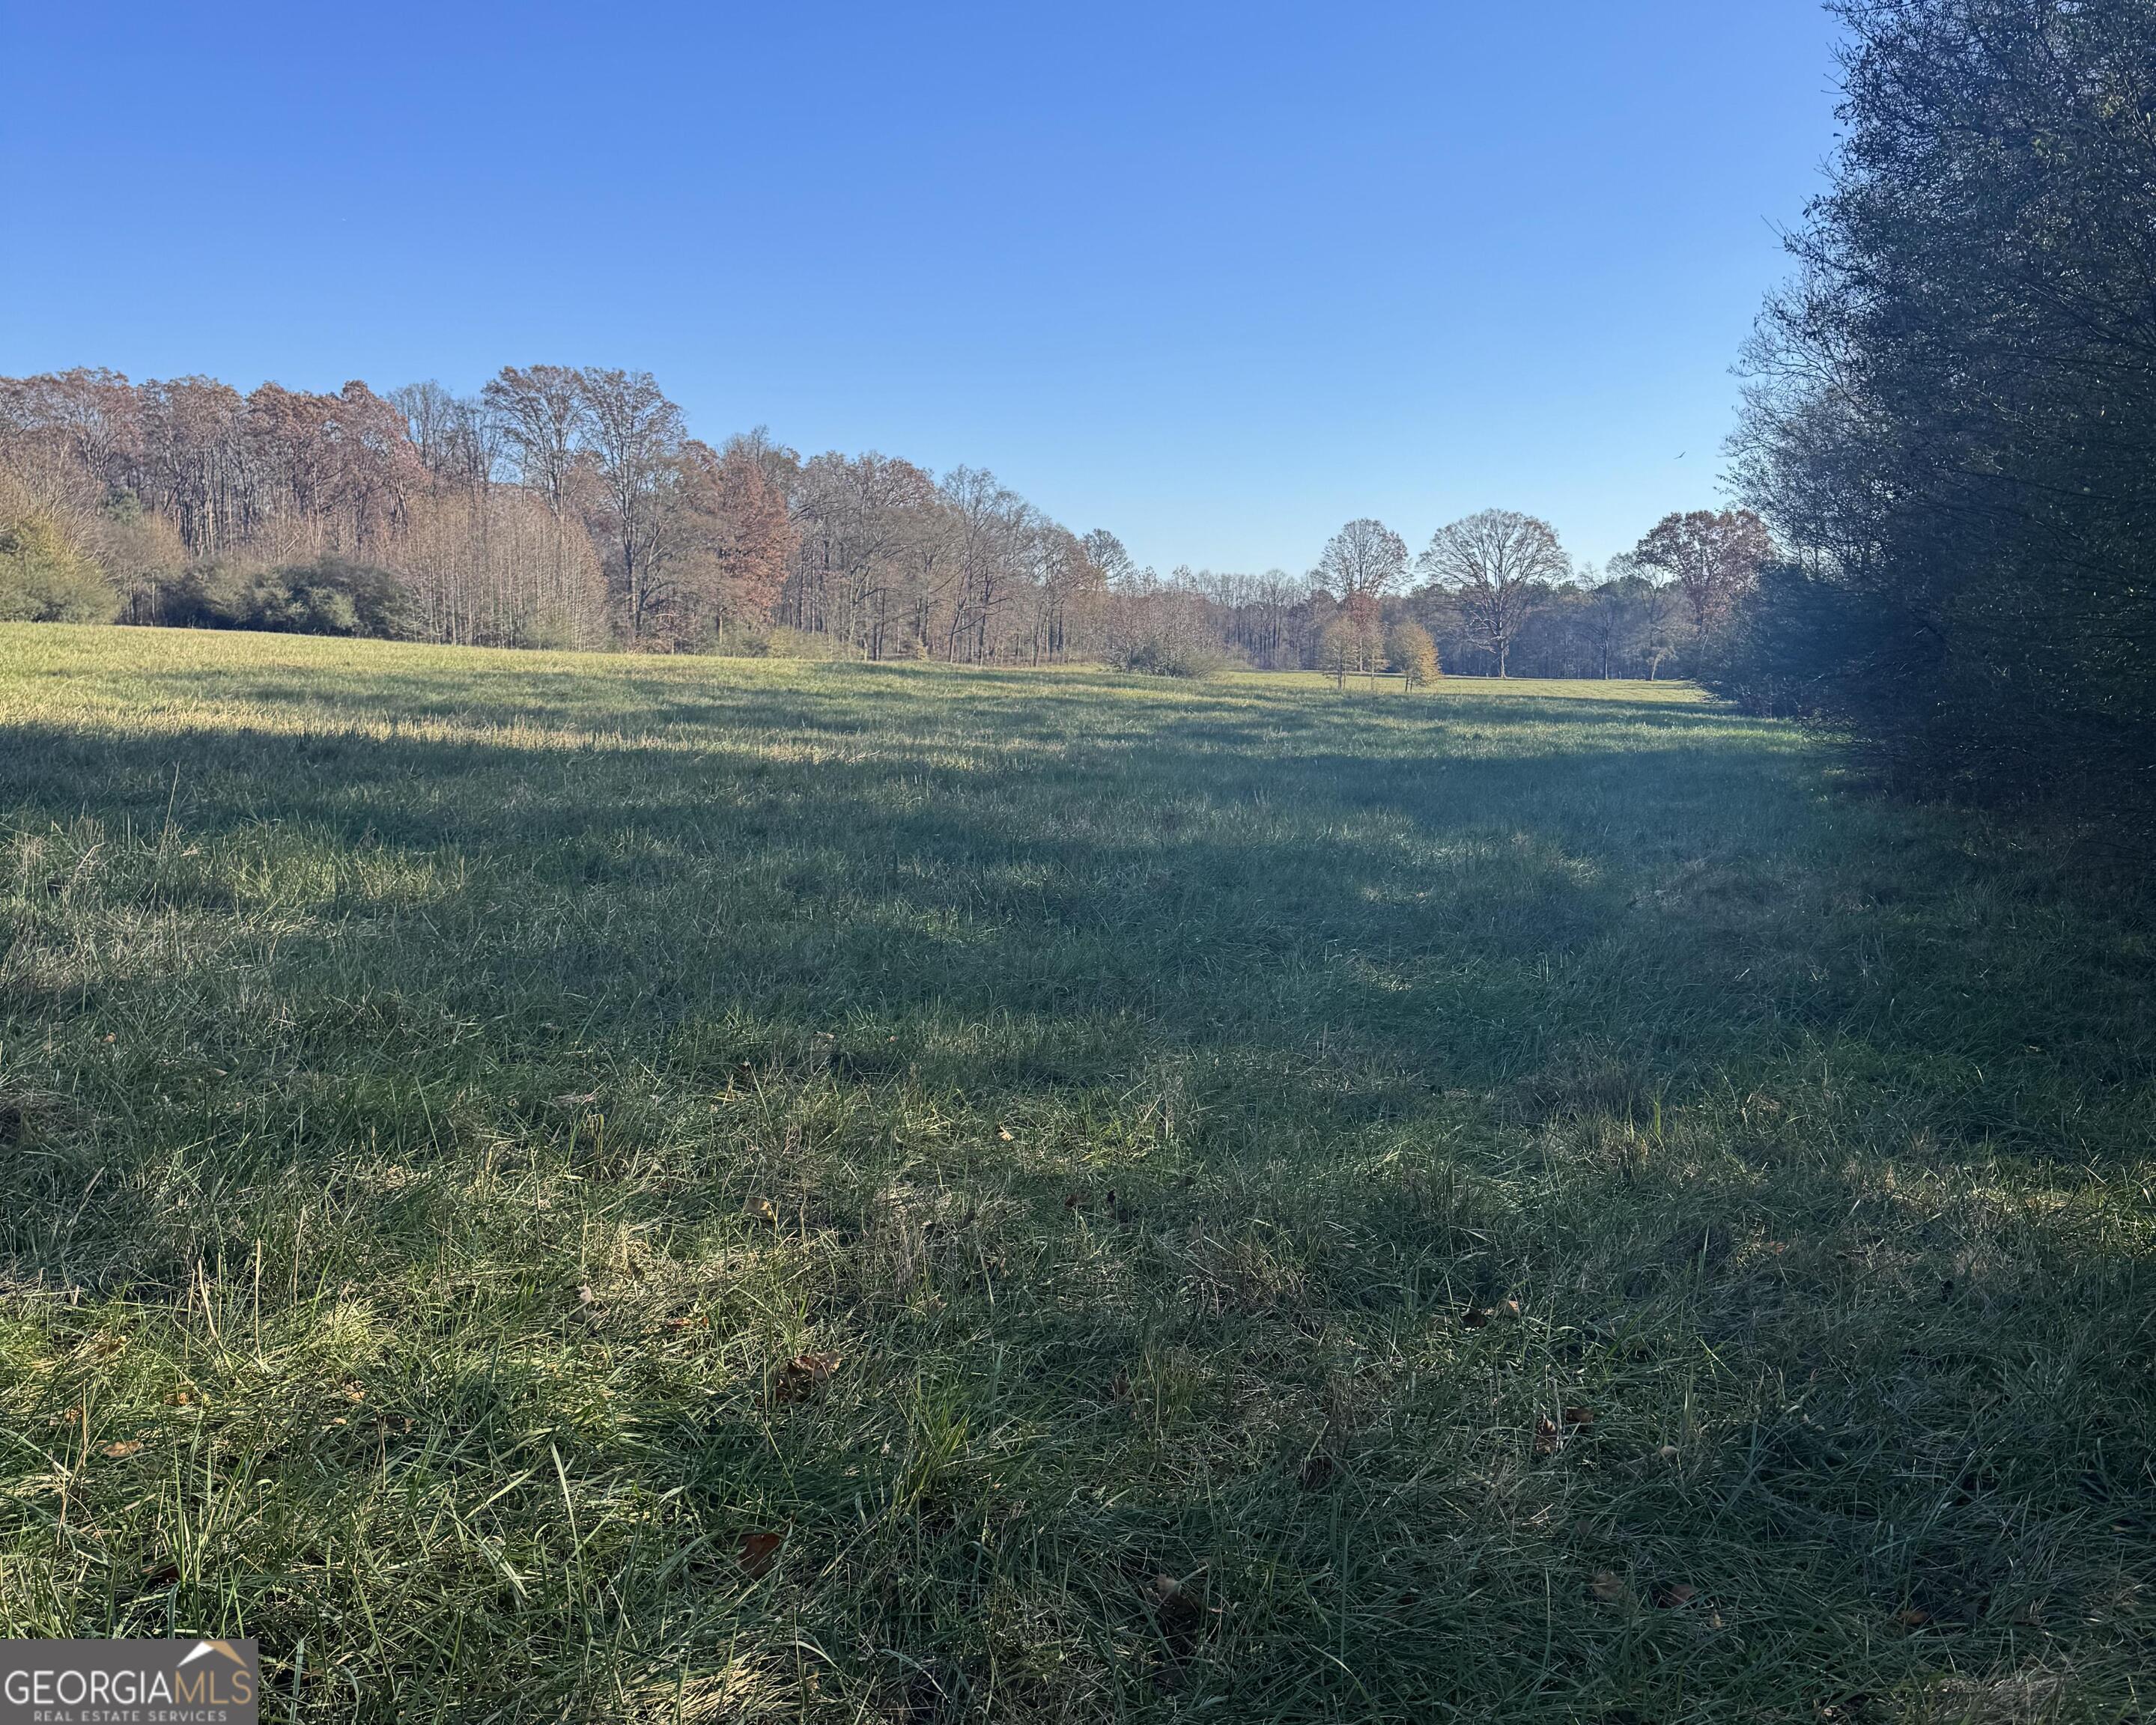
[0,624,2149,1722]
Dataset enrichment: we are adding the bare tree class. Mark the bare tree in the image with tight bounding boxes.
[389,381,461,477]
[1081,529,1136,587]
[395,484,607,648]
[788,451,939,654]
[481,365,587,514]
[1418,509,1570,677]
[577,368,687,641]
[941,467,1028,663]
[139,377,245,555]
[1313,519,1408,612]
[1310,518,1407,677]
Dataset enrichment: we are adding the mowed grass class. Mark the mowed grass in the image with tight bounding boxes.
[1,624,2152,1724]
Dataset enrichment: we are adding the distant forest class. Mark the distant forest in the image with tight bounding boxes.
[0,365,1761,681]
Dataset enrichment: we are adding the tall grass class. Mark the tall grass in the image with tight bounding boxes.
[1,624,2149,1721]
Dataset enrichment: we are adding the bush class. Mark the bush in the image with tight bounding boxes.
[160,556,416,639]
[1701,563,1886,719]
[0,502,117,622]
[690,624,843,660]
[1106,635,1237,679]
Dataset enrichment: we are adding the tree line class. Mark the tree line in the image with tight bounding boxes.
[1716,0,2155,826]
[1108,505,1770,683]
[0,362,1765,678]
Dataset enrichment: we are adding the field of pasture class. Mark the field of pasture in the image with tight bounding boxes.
[0,624,2149,1722]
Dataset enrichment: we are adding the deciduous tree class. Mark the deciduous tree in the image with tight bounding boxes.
[1632,508,1773,642]
[1313,518,1409,635]
[1386,619,1439,688]
[1418,509,1568,677]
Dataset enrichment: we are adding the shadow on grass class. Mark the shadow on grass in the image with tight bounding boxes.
[3,660,2155,1718]
[2,683,2146,1121]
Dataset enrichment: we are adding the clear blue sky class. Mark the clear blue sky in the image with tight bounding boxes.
[3,1,1843,576]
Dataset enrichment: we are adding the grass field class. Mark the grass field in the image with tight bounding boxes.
[1,624,2151,1723]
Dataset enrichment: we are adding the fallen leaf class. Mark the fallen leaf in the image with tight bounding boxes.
[777,1353,839,1402]
[1562,1405,1594,1428]
[1461,1307,1490,1329]
[1501,1297,1522,1317]
[1657,1443,1681,1462]
[343,1384,366,1403]
[997,1128,1013,1142]
[1894,1607,1931,1628]
[577,1284,596,1305]
[100,1440,144,1458]
[139,1562,180,1586]
[1534,1417,1561,1455]
[736,1531,784,1576]
[1588,1569,1627,1603]
[1655,1582,1698,1607]
[745,1196,777,1224]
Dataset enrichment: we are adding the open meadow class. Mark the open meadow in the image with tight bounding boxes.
[0,624,2151,1722]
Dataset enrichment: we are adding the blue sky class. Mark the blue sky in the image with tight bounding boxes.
[3,1,1843,575]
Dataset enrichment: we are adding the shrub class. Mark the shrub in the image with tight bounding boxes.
[160,556,417,639]
[691,624,844,660]
[1106,635,1237,679]
[0,502,116,623]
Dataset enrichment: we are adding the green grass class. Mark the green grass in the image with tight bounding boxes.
[1,623,2151,1723]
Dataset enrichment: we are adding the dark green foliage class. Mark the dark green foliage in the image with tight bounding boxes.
[157,555,416,638]
[1722,0,2156,823]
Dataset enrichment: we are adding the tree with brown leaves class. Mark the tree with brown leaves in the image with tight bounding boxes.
[1631,508,1773,641]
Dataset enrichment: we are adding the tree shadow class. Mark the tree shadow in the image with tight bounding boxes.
[4,662,2153,1716]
